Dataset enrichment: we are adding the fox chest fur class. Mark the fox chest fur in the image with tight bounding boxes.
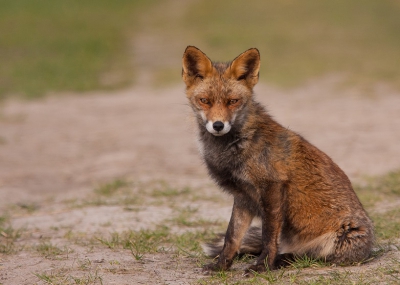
[198,116,290,204]
[199,129,253,194]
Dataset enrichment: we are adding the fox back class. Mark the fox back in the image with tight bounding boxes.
[182,46,374,274]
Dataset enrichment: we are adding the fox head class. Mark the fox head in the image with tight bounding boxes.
[182,46,260,136]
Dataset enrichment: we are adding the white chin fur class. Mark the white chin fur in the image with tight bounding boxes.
[206,121,231,136]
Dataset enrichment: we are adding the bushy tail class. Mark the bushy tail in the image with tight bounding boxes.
[202,226,263,257]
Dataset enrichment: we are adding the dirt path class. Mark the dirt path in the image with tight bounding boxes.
[1,79,400,284]
[1,78,400,208]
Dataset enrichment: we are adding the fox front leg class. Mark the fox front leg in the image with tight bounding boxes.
[203,196,255,272]
[246,182,284,274]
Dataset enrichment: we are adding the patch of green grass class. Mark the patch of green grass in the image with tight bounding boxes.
[64,230,96,248]
[352,170,400,256]
[68,180,196,209]
[78,258,92,271]
[371,208,400,240]
[198,267,288,285]
[296,271,369,285]
[16,202,40,213]
[94,179,129,196]
[68,179,225,211]
[109,260,120,265]
[36,242,71,259]
[95,226,218,262]
[0,215,23,254]
[96,232,121,249]
[365,170,400,196]
[124,227,171,255]
[251,268,286,284]
[96,226,173,260]
[353,170,400,241]
[355,170,400,208]
[170,206,224,228]
[288,255,328,270]
[34,269,103,285]
[170,206,197,226]
[173,230,218,258]
[197,257,400,285]
[96,226,170,252]
[66,178,141,208]
[377,258,400,283]
[0,215,7,225]
[34,272,56,284]
[70,270,103,285]
[0,0,157,99]
[153,67,183,88]
[151,183,192,198]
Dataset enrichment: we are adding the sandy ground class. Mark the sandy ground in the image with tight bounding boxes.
[1,78,400,284]
[2,77,400,206]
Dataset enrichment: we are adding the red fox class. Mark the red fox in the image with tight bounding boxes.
[182,46,374,274]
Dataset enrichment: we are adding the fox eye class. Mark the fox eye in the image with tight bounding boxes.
[229,99,239,105]
[200,98,209,104]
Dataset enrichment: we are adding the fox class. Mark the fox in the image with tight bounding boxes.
[182,46,374,274]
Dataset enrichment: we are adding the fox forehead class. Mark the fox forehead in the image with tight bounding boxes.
[188,62,251,100]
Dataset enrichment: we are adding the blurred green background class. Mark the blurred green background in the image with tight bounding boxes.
[1,0,400,99]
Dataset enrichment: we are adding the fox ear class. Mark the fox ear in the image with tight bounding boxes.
[228,48,260,88]
[182,46,213,87]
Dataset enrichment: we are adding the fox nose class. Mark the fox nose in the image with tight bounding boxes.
[213,121,224,132]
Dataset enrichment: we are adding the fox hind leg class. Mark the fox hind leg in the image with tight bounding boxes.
[278,220,373,266]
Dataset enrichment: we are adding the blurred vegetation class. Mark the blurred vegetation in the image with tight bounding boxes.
[1,0,400,99]
[184,0,400,88]
[355,170,400,241]
[0,0,156,99]
[355,170,400,208]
